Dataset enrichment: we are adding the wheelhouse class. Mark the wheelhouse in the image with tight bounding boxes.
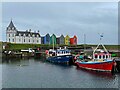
[93,53,111,60]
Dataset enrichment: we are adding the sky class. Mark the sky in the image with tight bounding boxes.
[1,2,118,45]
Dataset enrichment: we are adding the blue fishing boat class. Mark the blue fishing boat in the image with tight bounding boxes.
[46,47,73,64]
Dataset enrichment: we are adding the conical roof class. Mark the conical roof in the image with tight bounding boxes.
[8,20,15,28]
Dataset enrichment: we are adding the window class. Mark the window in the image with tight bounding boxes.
[9,39,10,42]
[37,40,39,43]
[24,39,25,42]
[12,34,14,37]
[95,55,97,58]
[29,39,30,42]
[19,34,21,36]
[33,40,34,42]
[12,27,14,30]
[13,39,14,42]
[19,39,21,42]
[106,55,108,59]
[9,34,10,37]
[99,55,101,59]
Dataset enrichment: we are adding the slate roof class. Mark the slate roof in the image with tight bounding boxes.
[8,20,15,28]
[16,31,40,37]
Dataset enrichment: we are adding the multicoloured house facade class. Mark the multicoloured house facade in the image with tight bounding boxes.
[65,35,70,45]
[70,35,77,45]
[50,34,56,45]
[56,35,65,45]
[44,33,50,44]
[6,20,78,45]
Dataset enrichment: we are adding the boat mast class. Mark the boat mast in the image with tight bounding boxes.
[84,34,86,52]
[83,34,86,60]
[99,33,108,53]
[93,33,108,60]
[52,35,54,50]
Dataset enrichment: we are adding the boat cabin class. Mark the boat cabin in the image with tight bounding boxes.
[56,49,71,56]
[48,49,56,56]
[93,53,111,60]
[48,47,71,57]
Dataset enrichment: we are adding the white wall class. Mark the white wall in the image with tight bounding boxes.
[6,29,41,44]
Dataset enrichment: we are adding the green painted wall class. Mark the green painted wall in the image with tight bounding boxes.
[50,34,56,45]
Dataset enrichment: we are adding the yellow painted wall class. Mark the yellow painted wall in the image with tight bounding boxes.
[65,35,70,45]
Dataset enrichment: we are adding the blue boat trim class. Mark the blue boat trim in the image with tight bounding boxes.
[46,47,73,63]
[78,60,113,64]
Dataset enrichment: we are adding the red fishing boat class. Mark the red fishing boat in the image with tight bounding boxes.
[75,34,116,72]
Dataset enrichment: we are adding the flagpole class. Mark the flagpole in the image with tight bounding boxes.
[84,34,86,51]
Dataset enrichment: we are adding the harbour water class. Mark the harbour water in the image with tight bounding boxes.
[1,57,120,88]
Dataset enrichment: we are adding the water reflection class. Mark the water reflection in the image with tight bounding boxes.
[2,57,30,66]
[2,57,119,88]
[76,67,116,79]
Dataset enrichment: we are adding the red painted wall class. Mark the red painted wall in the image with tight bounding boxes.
[70,35,77,45]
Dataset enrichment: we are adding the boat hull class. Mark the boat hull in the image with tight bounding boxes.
[75,60,114,72]
[46,55,73,64]
[115,58,120,72]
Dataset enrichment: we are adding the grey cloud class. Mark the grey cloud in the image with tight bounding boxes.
[2,2,118,44]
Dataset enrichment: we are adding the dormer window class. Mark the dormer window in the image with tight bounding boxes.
[19,34,21,36]
[12,27,14,30]
[29,34,31,37]
[33,34,35,37]
[9,27,11,30]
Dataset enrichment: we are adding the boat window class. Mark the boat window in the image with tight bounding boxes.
[95,55,97,58]
[106,55,108,59]
[52,52,55,56]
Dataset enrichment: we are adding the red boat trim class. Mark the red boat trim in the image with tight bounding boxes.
[78,66,112,72]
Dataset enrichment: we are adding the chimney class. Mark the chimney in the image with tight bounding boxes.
[29,29,31,32]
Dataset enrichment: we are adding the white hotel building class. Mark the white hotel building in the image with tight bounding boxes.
[6,20,41,44]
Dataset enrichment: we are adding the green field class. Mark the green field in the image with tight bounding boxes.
[2,42,120,51]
